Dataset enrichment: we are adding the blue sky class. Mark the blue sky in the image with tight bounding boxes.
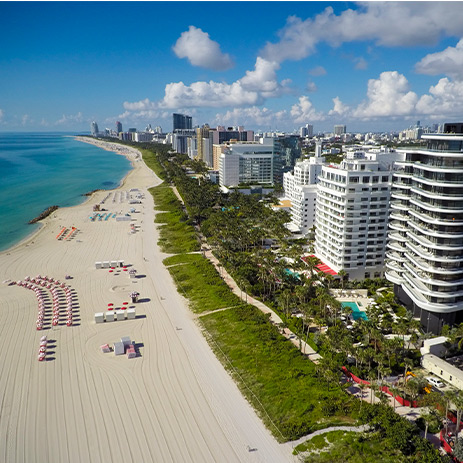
[2,1,463,133]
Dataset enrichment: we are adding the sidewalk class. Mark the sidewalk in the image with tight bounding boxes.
[203,247,322,361]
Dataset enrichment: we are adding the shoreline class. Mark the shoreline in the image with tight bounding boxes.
[0,137,291,463]
[0,137,138,255]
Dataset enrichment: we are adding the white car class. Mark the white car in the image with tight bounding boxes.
[427,376,445,388]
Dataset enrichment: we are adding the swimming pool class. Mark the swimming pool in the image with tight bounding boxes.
[341,301,368,321]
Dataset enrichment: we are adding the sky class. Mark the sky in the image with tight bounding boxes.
[2,1,463,133]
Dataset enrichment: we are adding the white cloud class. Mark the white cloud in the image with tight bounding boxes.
[216,106,287,128]
[416,78,463,116]
[173,26,233,71]
[353,71,418,118]
[290,96,325,123]
[151,57,288,109]
[0,109,4,121]
[328,97,349,116]
[55,112,83,125]
[309,66,326,76]
[262,3,463,64]
[123,98,156,111]
[416,39,463,79]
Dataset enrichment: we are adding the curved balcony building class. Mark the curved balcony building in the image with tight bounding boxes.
[386,124,463,333]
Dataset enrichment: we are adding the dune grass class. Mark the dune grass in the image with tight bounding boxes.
[164,253,242,313]
[295,430,405,462]
[140,148,166,179]
[149,184,199,254]
[200,305,359,442]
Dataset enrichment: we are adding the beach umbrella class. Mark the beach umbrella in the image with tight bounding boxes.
[24,276,30,281]
[40,336,47,342]
[38,353,45,361]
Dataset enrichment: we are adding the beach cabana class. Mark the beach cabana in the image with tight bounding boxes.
[127,308,136,320]
[114,342,125,356]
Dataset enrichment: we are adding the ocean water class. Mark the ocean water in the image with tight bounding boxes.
[0,133,132,251]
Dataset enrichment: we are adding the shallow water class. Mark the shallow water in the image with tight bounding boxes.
[0,133,131,251]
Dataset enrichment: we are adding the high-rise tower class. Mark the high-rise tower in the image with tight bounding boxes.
[386,123,463,333]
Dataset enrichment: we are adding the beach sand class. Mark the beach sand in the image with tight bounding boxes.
[0,140,293,463]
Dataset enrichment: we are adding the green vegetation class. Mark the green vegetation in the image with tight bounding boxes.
[163,253,242,313]
[118,140,449,461]
[149,183,199,254]
[201,304,360,441]
[139,147,166,179]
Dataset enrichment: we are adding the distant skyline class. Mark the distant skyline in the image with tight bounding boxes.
[2,1,463,133]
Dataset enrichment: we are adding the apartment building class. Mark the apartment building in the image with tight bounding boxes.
[386,124,463,333]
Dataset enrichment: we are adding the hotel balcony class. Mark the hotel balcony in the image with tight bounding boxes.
[389,211,408,222]
[389,220,408,232]
[414,160,463,172]
[404,251,463,277]
[388,231,408,243]
[413,173,463,187]
[408,207,463,226]
[410,185,463,201]
[409,196,463,214]
[407,229,463,251]
[408,219,463,240]
[387,240,407,253]
[390,200,409,211]
[386,250,407,262]
[385,269,403,285]
[391,191,410,201]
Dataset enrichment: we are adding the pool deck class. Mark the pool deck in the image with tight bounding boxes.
[331,289,373,316]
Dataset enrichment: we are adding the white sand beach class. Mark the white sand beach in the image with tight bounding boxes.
[0,140,293,463]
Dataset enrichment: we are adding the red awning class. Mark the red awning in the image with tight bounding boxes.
[304,255,338,276]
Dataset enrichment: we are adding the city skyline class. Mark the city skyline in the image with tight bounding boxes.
[2,1,463,132]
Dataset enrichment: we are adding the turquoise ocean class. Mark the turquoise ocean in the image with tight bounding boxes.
[0,133,132,251]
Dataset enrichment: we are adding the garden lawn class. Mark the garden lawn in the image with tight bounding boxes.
[200,305,359,442]
[164,254,242,313]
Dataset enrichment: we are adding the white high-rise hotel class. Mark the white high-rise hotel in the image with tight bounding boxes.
[386,123,463,333]
[314,148,404,280]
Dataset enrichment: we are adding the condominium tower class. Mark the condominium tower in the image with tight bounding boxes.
[385,123,463,333]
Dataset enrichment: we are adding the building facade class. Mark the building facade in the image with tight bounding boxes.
[283,144,324,235]
[218,140,274,187]
[91,121,99,137]
[385,125,463,333]
[173,113,192,131]
[315,148,402,280]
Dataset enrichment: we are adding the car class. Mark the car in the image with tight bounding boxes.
[426,376,445,388]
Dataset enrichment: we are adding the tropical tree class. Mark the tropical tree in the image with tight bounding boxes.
[338,269,347,290]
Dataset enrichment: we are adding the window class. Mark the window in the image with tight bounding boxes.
[363,177,370,183]
[382,176,389,182]
[351,177,359,183]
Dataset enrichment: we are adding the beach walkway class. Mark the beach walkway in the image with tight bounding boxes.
[0,142,293,463]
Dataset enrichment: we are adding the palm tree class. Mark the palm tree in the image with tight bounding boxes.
[338,269,347,290]
[389,385,400,411]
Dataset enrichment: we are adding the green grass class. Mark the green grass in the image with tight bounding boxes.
[140,148,166,179]
[200,305,359,442]
[149,184,199,254]
[163,253,242,313]
[296,431,406,462]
